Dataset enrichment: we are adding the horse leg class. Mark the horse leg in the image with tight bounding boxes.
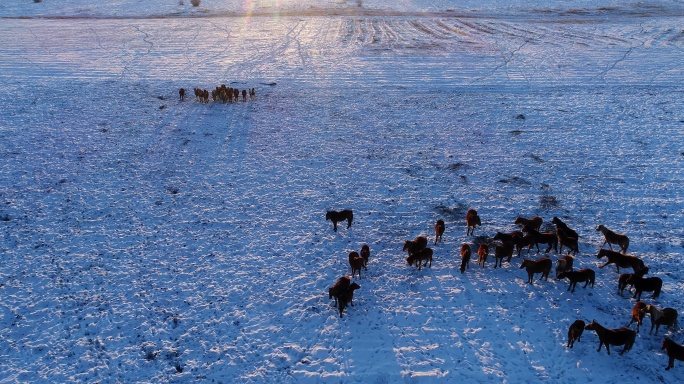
[666,356,674,370]
[599,261,609,269]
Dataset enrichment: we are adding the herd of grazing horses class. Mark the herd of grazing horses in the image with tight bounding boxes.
[178,85,255,104]
[324,208,683,370]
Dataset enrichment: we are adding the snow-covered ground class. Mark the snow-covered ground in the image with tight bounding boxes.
[1,0,683,383]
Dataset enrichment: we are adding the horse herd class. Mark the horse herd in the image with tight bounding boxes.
[178,85,255,104]
[324,208,683,370]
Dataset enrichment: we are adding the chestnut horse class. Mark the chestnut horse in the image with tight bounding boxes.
[596,224,630,254]
[326,210,353,232]
[460,243,471,273]
[477,243,489,268]
[584,320,636,355]
[328,276,350,306]
[662,338,684,370]
[520,257,552,283]
[403,236,428,257]
[466,209,481,236]
[626,301,647,333]
[597,249,645,274]
[514,216,543,232]
[349,251,364,279]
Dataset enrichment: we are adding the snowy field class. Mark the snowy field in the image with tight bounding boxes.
[1,0,684,383]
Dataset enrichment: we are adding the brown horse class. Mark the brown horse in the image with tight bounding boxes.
[567,319,585,348]
[584,320,636,355]
[466,209,481,236]
[596,224,630,254]
[407,247,433,270]
[348,251,364,279]
[662,338,684,370]
[627,301,647,333]
[477,243,489,268]
[597,249,645,274]
[645,304,678,335]
[460,243,471,273]
[328,276,351,306]
[403,236,428,257]
[179,87,186,101]
[514,216,543,232]
[326,210,353,232]
[557,268,595,292]
[434,219,445,244]
[520,257,552,283]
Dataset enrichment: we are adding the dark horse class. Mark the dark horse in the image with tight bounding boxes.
[662,338,684,370]
[584,320,636,355]
[567,319,585,348]
[326,210,353,232]
[557,268,595,293]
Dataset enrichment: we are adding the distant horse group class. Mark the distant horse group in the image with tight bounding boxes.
[178,85,256,104]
